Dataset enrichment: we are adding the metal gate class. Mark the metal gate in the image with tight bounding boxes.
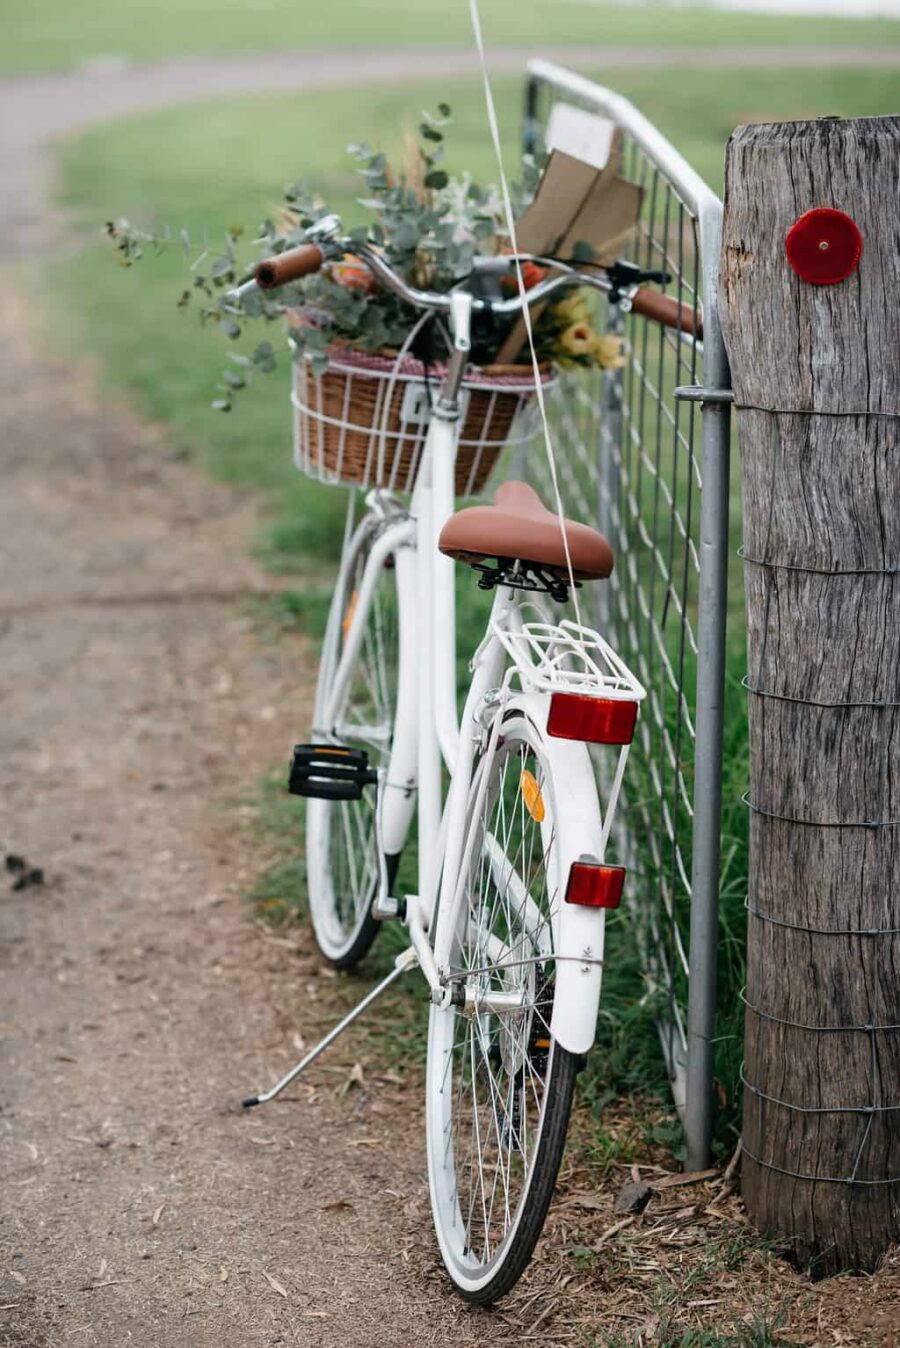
[520,61,732,1168]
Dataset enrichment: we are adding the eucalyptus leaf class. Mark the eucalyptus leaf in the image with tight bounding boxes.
[210,255,234,280]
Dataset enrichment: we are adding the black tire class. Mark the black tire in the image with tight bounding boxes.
[458,1045,580,1305]
[323,852,399,972]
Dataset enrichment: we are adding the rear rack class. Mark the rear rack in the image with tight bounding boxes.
[492,617,646,701]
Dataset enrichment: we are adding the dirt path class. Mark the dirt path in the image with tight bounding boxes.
[0,294,491,1346]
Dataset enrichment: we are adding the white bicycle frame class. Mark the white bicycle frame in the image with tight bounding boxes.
[313,296,647,1058]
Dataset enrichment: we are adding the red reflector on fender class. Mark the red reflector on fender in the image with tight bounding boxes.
[565,862,626,909]
[547,693,637,745]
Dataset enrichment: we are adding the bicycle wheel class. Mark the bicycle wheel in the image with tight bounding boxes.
[426,714,580,1302]
[306,524,400,968]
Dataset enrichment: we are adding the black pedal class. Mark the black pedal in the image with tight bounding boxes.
[288,744,377,802]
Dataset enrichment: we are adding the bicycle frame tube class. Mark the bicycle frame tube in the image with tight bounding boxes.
[407,296,473,910]
[429,586,515,934]
[381,541,419,855]
[322,386,467,912]
[409,410,461,910]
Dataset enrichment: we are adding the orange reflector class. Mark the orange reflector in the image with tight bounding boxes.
[565,861,626,909]
[520,768,546,823]
[547,693,637,746]
[342,589,358,638]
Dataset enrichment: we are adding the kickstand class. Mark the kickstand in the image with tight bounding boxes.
[242,946,418,1108]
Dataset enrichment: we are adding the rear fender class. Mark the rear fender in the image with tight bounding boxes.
[505,693,609,1058]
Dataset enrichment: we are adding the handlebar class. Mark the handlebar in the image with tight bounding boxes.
[627,287,700,337]
[255,243,324,289]
[241,232,701,339]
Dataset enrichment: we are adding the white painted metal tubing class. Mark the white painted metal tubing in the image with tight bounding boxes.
[429,414,461,776]
[379,541,419,857]
[412,469,442,912]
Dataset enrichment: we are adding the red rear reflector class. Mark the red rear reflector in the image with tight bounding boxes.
[565,862,626,909]
[547,693,637,745]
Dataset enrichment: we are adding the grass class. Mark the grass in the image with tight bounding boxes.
[592,1313,799,1347]
[44,65,900,1153]
[7,0,900,74]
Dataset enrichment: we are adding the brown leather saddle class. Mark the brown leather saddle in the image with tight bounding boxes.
[438,480,614,582]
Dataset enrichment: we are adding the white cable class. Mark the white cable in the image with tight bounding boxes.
[468,0,583,627]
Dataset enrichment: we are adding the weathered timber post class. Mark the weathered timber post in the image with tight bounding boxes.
[721,117,900,1273]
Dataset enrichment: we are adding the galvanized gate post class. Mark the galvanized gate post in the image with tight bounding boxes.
[681,309,732,1170]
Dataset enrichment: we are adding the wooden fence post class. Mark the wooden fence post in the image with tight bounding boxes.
[721,116,900,1273]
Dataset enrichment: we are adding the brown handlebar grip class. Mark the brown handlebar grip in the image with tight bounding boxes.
[629,287,702,340]
[255,244,324,290]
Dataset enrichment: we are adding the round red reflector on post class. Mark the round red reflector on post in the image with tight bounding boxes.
[785,207,862,286]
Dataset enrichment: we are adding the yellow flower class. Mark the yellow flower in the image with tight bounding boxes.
[592,333,627,370]
[559,321,595,358]
[553,293,591,325]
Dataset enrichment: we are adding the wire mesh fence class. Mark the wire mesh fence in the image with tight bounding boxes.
[518,62,732,1166]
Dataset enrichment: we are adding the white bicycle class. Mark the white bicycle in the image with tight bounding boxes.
[239,219,674,1302]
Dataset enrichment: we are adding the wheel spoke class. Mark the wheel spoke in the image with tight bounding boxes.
[435,729,566,1282]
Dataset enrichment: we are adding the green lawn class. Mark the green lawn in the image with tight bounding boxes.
[6,0,900,74]
[44,62,900,1149]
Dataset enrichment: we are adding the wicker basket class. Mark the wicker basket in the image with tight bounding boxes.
[290,340,553,496]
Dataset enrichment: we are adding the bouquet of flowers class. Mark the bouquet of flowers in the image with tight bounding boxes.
[108,104,625,413]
